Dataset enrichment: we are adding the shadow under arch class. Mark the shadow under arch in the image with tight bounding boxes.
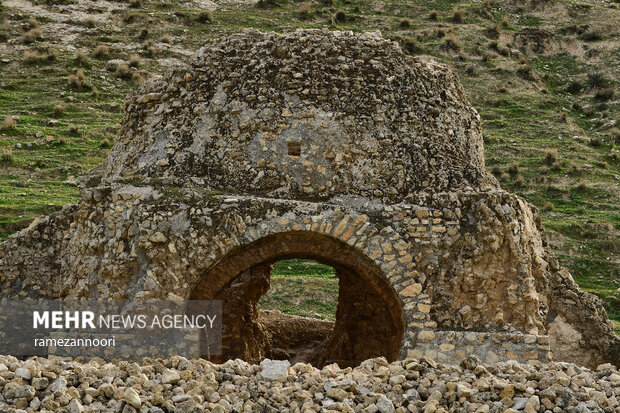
[190,231,405,367]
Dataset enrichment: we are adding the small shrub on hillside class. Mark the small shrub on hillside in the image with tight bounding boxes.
[609,127,620,144]
[444,34,461,51]
[159,34,171,43]
[566,80,583,94]
[596,102,608,112]
[100,138,112,148]
[138,28,148,40]
[574,182,589,192]
[23,49,50,63]
[491,165,502,176]
[589,137,602,147]
[132,71,144,84]
[452,9,465,23]
[569,164,582,176]
[27,18,40,28]
[85,17,96,28]
[399,19,411,29]
[497,46,510,56]
[0,149,14,165]
[22,28,42,44]
[145,44,156,57]
[429,11,438,21]
[507,162,519,176]
[517,65,536,81]
[75,50,87,64]
[298,4,312,20]
[486,25,500,39]
[128,54,140,68]
[482,53,491,63]
[2,116,16,130]
[587,72,608,88]
[402,39,421,55]
[122,13,136,24]
[543,201,554,211]
[514,175,525,187]
[334,10,347,23]
[67,69,87,90]
[93,44,109,59]
[544,149,557,166]
[594,88,614,101]
[196,9,213,23]
[579,31,602,41]
[128,0,141,8]
[53,104,65,117]
[551,161,562,171]
[115,64,131,79]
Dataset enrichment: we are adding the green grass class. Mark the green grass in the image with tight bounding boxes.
[259,259,338,320]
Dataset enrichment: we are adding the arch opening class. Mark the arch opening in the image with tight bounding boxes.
[190,231,405,368]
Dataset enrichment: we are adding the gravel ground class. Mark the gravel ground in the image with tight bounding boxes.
[0,355,619,412]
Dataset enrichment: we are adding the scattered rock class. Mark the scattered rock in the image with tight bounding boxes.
[259,359,290,382]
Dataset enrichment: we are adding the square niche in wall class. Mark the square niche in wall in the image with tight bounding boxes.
[287,141,301,157]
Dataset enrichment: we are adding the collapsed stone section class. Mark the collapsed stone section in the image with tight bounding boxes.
[0,29,617,368]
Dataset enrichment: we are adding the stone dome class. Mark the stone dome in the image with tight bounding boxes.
[104,29,497,202]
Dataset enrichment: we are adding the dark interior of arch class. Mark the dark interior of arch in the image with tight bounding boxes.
[190,231,405,368]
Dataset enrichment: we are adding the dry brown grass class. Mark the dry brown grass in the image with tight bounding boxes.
[452,9,465,23]
[22,28,42,44]
[196,9,213,23]
[68,69,87,89]
[75,50,87,64]
[444,33,461,51]
[115,64,131,79]
[53,104,65,117]
[128,54,141,68]
[85,17,97,28]
[27,18,40,28]
[2,116,16,130]
[92,44,110,59]
[544,149,558,166]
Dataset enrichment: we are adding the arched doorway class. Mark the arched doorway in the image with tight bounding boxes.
[189,231,405,367]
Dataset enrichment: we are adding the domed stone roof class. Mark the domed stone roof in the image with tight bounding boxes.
[104,29,497,202]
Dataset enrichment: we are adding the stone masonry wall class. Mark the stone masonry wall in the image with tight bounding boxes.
[0,183,616,367]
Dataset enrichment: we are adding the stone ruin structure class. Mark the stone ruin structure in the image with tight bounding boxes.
[0,29,617,369]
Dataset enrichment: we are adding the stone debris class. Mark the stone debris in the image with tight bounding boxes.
[0,355,619,412]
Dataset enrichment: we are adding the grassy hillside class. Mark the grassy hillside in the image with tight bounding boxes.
[0,0,618,330]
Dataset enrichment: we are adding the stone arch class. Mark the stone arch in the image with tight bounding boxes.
[189,220,417,367]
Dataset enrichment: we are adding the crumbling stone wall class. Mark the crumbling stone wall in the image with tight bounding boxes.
[0,29,617,368]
